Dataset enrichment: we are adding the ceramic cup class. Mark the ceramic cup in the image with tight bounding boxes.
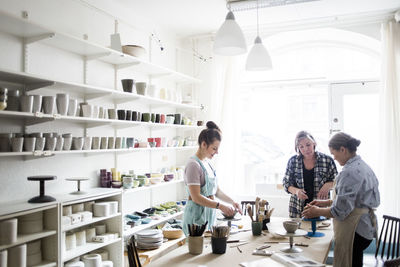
[160,114,166,123]
[56,93,69,115]
[107,137,115,149]
[142,113,151,122]
[148,84,158,98]
[92,105,99,118]
[83,136,92,150]
[136,82,147,95]
[68,98,78,116]
[42,96,56,115]
[252,221,262,236]
[62,134,72,150]
[100,137,108,149]
[35,137,45,151]
[99,107,105,119]
[11,137,24,152]
[132,111,138,121]
[32,95,42,113]
[174,113,182,125]
[72,137,84,150]
[81,104,93,118]
[45,137,57,151]
[108,109,117,120]
[92,137,100,150]
[126,110,132,121]
[115,137,122,149]
[117,110,126,120]
[188,236,203,255]
[55,136,64,151]
[211,237,227,254]
[23,137,36,152]
[121,79,134,93]
[20,95,34,113]
[155,114,160,123]
[155,137,161,148]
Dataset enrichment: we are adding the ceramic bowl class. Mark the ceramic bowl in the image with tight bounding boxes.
[149,177,162,184]
[283,221,299,233]
[122,45,146,57]
[222,210,237,219]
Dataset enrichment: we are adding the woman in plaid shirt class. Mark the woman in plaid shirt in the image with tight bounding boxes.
[283,131,338,218]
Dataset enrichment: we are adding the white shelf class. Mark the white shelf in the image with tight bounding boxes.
[32,260,57,267]
[123,211,183,237]
[62,212,122,232]
[123,180,184,195]
[0,146,197,158]
[63,238,122,262]
[0,110,203,129]
[0,11,201,84]
[0,230,57,251]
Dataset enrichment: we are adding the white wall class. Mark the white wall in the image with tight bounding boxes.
[0,0,199,206]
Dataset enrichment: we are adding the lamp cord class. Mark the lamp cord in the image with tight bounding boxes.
[257,0,259,36]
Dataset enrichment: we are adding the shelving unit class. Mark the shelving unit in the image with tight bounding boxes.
[0,11,201,84]
[0,9,199,266]
[57,188,123,266]
[0,202,59,267]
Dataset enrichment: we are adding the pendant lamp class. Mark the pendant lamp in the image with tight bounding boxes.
[246,0,272,71]
[213,11,247,56]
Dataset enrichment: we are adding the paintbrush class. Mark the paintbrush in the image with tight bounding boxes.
[255,197,260,221]
[246,204,254,222]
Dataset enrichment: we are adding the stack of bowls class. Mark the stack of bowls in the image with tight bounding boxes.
[136,229,163,249]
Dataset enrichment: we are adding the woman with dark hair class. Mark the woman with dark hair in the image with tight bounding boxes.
[302,132,380,267]
[283,131,338,218]
[182,121,241,235]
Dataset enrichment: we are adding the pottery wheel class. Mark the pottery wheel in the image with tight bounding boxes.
[275,229,308,253]
[66,177,89,195]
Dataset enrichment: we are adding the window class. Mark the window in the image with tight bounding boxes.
[236,27,380,196]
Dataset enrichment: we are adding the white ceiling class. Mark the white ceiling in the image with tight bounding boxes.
[85,0,400,38]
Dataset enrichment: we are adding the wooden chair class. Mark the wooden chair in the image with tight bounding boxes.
[127,235,142,267]
[384,257,400,267]
[241,201,255,215]
[375,215,400,260]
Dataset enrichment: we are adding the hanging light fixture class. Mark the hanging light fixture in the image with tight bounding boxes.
[245,0,272,71]
[213,10,247,56]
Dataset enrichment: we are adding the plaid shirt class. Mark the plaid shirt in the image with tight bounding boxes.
[283,151,338,218]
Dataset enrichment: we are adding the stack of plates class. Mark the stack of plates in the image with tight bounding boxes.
[136,229,163,250]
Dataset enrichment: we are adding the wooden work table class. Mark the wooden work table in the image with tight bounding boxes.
[148,217,333,266]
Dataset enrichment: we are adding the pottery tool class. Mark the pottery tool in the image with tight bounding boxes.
[266,208,274,218]
[246,204,254,222]
[256,244,271,250]
[255,197,260,221]
[237,246,242,253]
[229,241,249,248]
[226,239,241,243]
[211,225,230,238]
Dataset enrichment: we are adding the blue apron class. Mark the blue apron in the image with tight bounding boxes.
[182,156,218,236]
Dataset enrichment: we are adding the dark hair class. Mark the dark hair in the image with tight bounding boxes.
[198,121,221,146]
[294,131,316,153]
[328,132,361,153]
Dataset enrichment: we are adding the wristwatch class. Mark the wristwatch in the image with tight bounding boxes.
[216,202,220,209]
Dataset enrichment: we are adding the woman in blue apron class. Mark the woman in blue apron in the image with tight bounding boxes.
[182,121,242,236]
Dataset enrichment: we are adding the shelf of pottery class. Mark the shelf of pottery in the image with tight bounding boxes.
[0,203,58,267]
[59,188,123,267]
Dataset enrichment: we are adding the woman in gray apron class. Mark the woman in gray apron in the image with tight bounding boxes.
[302,132,380,267]
[182,121,242,236]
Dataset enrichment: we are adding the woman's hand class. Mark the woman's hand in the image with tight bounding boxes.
[308,199,331,207]
[302,205,320,218]
[295,188,309,200]
[232,202,242,215]
[219,203,235,217]
[317,182,333,199]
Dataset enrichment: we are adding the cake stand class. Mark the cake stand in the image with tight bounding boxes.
[275,229,308,253]
[217,216,241,228]
[66,177,89,195]
[303,216,326,237]
[27,175,57,203]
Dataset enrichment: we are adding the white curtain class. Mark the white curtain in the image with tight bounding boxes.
[208,56,244,198]
[379,20,400,218]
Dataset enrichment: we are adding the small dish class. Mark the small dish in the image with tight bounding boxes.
[122,45,146,57]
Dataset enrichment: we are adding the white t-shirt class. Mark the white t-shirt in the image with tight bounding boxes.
[184,157,215,187]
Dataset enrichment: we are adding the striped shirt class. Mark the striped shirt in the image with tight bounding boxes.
[283,151,338,218]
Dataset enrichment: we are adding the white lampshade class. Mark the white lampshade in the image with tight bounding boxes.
[246,36,272,71]
[213,11,247,56]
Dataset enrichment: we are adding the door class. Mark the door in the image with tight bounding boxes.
[329,81,380,171]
